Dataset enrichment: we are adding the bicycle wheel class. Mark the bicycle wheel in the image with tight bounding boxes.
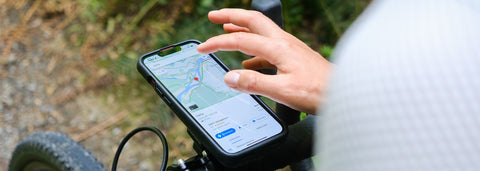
[9,131,106,171]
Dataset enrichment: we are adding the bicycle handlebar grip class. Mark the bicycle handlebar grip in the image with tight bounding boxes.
[251,0,284,29]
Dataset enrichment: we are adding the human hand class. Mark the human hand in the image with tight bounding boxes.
[197,9,331,114]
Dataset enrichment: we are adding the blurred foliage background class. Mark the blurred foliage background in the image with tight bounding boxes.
[1,0,369,170]
[76,0,370,125]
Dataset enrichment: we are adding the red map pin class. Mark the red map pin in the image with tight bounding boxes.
[194,77,199,81]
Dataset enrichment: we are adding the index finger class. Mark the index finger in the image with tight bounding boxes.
[197,32,299,69]
[208,9,284,37]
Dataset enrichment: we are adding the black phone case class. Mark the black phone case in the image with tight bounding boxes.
[136,39,287,168]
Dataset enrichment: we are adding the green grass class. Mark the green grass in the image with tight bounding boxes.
[68,0,369,165]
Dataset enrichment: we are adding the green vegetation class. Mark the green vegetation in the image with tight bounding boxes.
[66,0,369,167]
[77,0,368,111]
[0,0,369,169]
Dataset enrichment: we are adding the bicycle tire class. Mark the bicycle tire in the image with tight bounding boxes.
[9,131,106,171]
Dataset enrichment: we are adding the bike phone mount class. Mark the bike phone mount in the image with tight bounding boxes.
[167,1,310,170]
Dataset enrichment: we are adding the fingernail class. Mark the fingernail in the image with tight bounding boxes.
[196,43,205,53]
[209,10,219,15]
[196,43,211,54]
[224,72,240,88]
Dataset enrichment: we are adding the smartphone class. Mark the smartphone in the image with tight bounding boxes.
[137,40,287,167]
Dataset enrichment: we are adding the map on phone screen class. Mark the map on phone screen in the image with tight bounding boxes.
[157,53,240,111]
[144,43,282,153]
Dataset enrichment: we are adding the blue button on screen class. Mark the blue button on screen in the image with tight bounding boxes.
[215,128,236,139]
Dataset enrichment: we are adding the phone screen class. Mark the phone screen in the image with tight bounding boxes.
[143,42,283,153]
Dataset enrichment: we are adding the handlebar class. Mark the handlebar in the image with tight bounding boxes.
[168,115,316,171]
[168,1,314,170]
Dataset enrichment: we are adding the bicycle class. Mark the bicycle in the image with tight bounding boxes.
[9,1,316,170]
[9,116,315,171]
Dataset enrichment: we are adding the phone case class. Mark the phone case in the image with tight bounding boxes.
[136,39,288,168]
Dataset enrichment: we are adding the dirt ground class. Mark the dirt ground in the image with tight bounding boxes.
[1,0,311,170]
[0,1,195,170]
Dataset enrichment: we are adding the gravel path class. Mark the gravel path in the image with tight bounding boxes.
[1,2,105,168]
[0,2,181,170]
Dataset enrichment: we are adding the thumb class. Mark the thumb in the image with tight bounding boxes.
[224,70,278,96]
